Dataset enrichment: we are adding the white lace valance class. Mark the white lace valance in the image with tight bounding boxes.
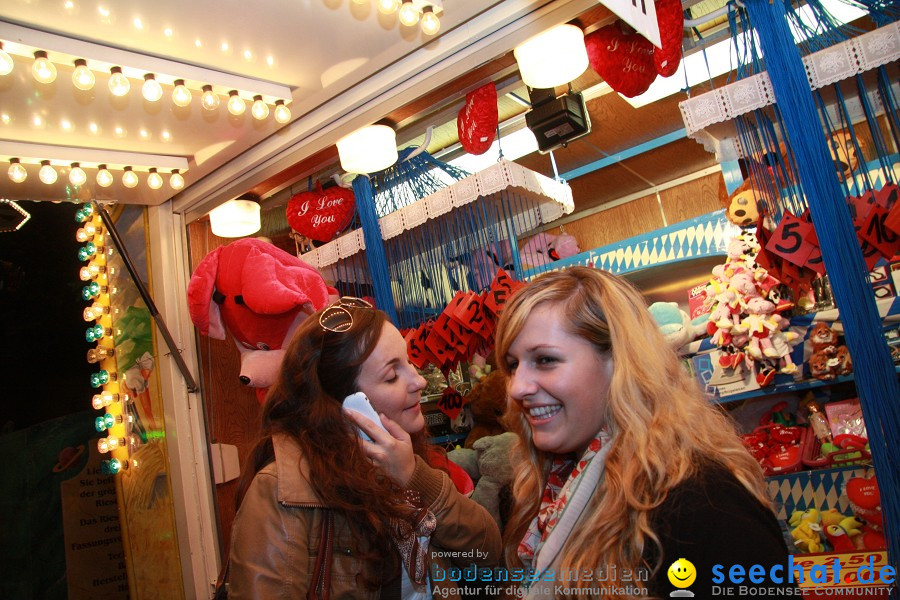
[298,159,573,269]
[679,22,900,157]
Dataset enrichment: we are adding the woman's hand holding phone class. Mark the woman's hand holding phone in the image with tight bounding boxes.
[343,393,416,486]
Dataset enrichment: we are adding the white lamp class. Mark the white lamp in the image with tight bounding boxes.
[337,125,398,174]
[514,24,588,89]
[209,198,261,237]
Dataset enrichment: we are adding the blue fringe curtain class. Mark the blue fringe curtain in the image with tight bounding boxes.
[744,0,900,581]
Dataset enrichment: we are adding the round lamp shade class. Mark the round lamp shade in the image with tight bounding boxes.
[337,125,398,174]
[514,24,588,89]
[209,199,261,238]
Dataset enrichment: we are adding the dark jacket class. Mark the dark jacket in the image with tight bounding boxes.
[646,462,800,598]
[228,433,502,599]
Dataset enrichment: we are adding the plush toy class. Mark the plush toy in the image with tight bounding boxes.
[846,475,882,531]
[810,323,839,354]
[463,370,508,449]
[720,177,764,227]
[448,432,518,526]
[648,302,704,348]
[520,232,580,269]
[187,238,334,403]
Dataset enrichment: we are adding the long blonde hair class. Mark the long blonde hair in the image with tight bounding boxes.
[495,267,769,598]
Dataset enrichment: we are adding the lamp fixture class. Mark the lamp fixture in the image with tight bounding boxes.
[209,197,261,238]
[32,50,56,84]
[420,7,441,35]
[121,166,139,188]
[142,73,163,102]
[0,41,12,76]
[337,124,398,174]
[273,100,291,124]
[147,168,163,190]
[201,85,220,111]
[96,164,114,187]
[251,95,269,120]
[1,141,189,190]
[0,21,292,122]
[227,90,246,116]
[38,160,58,184]
[108,66,130,96]
[69,162,87,186]
[169,169,185,190]
[8,158,27,183]
[398,1,421,26]
[378,0,402,15]
[514,24,588,89]
[72,58,95,90]
[171,79,192,107]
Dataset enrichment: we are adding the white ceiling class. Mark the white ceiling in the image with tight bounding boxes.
[1,0,597,217]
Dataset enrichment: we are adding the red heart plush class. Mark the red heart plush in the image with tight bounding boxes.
[653,0,684,77]
[286,182,355,243]
[846,476,880,510]
[458,83,498,156]
[585,23,656,98]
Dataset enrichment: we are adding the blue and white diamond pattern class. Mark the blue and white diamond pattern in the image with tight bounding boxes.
[529,210,742,278]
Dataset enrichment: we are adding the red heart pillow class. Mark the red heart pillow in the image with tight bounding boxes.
[286,183,355,243]
[458,83,498,156]
[654,0,684,77]
[585,23,656,98]
[846,476,882,528]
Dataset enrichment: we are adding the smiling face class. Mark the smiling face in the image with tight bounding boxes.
[505,304,613,456]
[355,323,427,434]
[667,558,697,588]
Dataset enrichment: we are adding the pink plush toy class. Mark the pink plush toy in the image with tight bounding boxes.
[187,238,334,403]
[520,232,580,268]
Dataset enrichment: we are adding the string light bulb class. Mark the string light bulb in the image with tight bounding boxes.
[251,95,269,120]
[169,169,185,190]
[172,79,192,107]
[0,42,13,76]
[121,166,139,188]
[274,100,291,124]
[39,160,58,184]
[420,6,441,35]
[79,262,104,280]
[377,0,401,14]
[32,51,57,84]
[87,346,114,363]
[92,391,123,410]
[398,1,420,26]
[142,73,163,102]
[147,168,163,189]
[227,90,245,116]
[8,158,27,183]
[69,162,87,186]
[108,66,130,97]
[96,164,114,187]
[72,59,95,90]
[201,85,220,110]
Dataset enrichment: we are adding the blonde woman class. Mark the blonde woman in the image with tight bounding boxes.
[495,267,796,599]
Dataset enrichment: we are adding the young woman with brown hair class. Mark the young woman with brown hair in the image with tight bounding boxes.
[227,298,500,599]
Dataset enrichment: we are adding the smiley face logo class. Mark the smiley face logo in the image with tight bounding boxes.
[667,558,697,588]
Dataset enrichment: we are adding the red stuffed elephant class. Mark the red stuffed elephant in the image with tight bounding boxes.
[187,238,334,403]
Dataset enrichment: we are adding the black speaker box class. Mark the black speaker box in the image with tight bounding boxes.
[525,89,591,153]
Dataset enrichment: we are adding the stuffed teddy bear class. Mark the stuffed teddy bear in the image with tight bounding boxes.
[463,369,508,449]
[449,432,518,526]
[187,238,334,403]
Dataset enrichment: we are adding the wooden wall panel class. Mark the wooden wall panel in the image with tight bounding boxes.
[658,173,723,224]
[187,222,262,560]
[546,194,666,252]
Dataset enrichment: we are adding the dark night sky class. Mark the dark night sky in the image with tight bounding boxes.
[0,201,94,432]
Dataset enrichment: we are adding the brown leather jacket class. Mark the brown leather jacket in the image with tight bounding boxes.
[227,434,502,599]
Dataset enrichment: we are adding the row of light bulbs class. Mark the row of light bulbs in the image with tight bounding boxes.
[75,203,131,476]
[7,158,186,190]
[370,0,442,35]
[0,42,291,122]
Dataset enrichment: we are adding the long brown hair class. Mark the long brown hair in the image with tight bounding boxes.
[495,267,770,599]
[235,305,419,586]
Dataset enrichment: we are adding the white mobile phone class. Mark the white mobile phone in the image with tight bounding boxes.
[342,392,387,441]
